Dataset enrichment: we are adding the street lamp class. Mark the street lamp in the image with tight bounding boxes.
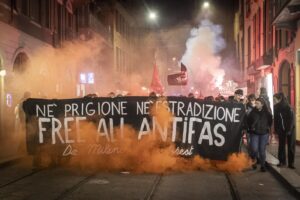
[148,11,157,21]
[0,69,6,77]
[203,1,210,9]
[0,69,5,136]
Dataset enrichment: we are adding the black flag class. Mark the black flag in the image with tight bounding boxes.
[167,63,188,85]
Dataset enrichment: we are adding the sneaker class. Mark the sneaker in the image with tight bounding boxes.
[288,165,295,169]
[277,163,286,167]
[260,167,266,172]
[252,163,257,170]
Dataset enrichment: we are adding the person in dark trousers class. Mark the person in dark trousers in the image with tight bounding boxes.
[247,98,273,172]
[273,93,296,169]
[244,94,256,147]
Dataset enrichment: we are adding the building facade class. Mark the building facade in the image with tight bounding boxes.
[0,0,149,139]
[235,0,300,142]
[0,0,113,138]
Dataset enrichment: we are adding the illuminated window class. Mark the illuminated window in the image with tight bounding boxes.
[6,93,12,108]
[87,73,94,84]
[80,73,86,84]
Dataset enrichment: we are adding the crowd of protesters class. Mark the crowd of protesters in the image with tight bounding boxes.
[185,88,296,172]
[19,88,296,171]
[243,89,295,171]
[102,88,296,172]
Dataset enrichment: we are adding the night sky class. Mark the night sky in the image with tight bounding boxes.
[142,0,238,73]
[144,0,197,27]
[144,0,235,27]
[143,0,236,51]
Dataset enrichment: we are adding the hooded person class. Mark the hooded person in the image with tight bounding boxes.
[273,93,296,169]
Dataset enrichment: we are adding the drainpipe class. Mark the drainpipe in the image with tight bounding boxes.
[0,69,6,137]
[296,49,300,142]
[10,0,16,23]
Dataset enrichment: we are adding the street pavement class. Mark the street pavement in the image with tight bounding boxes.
[266,143,300,197]
[0,158,297,200]
[0,137,299,199]
[267,143,300,176]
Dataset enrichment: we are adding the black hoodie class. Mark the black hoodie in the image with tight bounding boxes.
[247,107,273,135]
[274,101,294,134]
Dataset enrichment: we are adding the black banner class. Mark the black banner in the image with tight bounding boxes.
[23,96,245,160]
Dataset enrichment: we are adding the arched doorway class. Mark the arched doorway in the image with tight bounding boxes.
[279,61,291,103]
[3,52,31,137]
[13,52,29,73]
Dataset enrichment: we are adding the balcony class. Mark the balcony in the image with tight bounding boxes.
[273,0,300,30]
[255,49,274,70]
[78,14,112,45]
[274,0,291,17]
[239,14,244,30]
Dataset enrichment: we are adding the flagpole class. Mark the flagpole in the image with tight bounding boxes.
[180,79,183,96]
[150,49,164,95]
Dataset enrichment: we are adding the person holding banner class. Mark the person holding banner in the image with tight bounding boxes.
[273,93,296,169]
[247,98,273,172]
[15,92,31,152]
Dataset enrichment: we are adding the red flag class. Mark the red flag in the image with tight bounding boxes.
[167,63,188,85]
[57,0,64,4]
[66,0,73,14]
[150,62,164,94]
[56,0,73,13]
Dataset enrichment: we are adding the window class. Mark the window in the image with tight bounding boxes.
[67,13,73,28]
[279,30,282,49]
[29,0,41,23]
[253,15,256,61]
[263,1,267,52]
[82,5,89,27]
[78,7,85,27]
[258,8,261,57]
[248,26,251,67]
[237,34,240,62]
[116,47,121,71]
[285,30,289,47]
[43,0,51,28]
[13,52,29,73]
[279,61,291,103]
[56,3,66,45]
[275,30,278,51]
[16,0,28,15]
[121,16,125,35]
[116,11,120,33]
[241,35,244,70]
[246,0,251,17]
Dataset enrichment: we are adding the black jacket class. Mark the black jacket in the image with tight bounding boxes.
[247,107,273,134]
[274,101,294,134]
[245,103,255,116]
